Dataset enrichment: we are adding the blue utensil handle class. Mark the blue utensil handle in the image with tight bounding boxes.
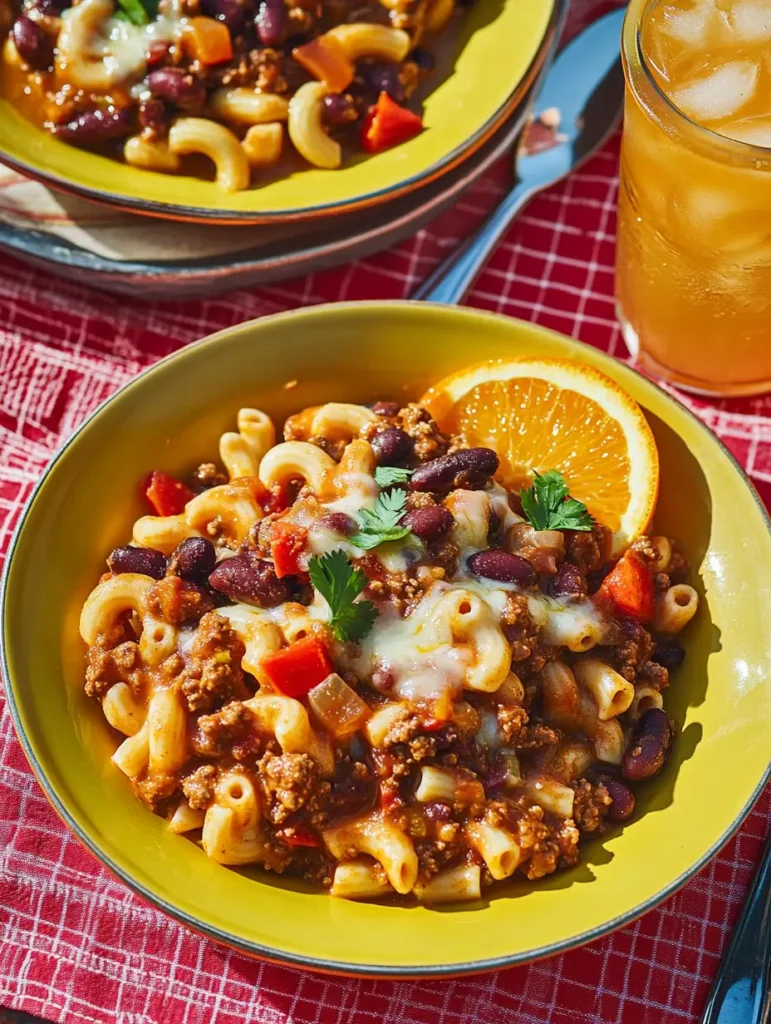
[701,830,771,1024]
[412,181,534,304]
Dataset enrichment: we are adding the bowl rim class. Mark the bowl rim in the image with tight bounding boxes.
[0,0,558,225]
[2,300,770,977]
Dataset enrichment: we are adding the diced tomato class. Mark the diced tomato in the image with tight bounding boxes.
[362,92,423,154]
[184,17,233,65]
[292,36,354,93]
[269,521,308,578]
[277,826,320,848]
[596,550,655,622]
[260,487,289,515]
[379,782,401,812]
[261,637,332,698]
[144,470,194,517]
[420,718,448,733]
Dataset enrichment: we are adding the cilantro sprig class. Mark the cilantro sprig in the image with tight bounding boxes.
[308,550,377,643]
[350,488,411,550]
[114,0,157,26]
[520,470,593,532]
[374,465,413,488]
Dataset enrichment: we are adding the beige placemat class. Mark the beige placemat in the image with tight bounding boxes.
[0,166,319,262]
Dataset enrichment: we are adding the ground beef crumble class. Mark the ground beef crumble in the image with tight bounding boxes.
[565,523,612,574]
[501,593,545,666]
[178,612,248,712]
[396,403,453,463]
[181,764,218,809]
[259,752,330,826]
[85,640,143,698]
[192,701,253,758]
[136,772,177,809]
[609,618,655,682]
[516,805,581,880]
[144,575,213,626]
[571,779,612,833]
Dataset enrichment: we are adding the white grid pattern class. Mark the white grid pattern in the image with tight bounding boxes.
[1,4,771,1019]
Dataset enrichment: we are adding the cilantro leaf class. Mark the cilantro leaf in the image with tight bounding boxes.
[308,550,377,643]
[114,0,156,25]
[520,469,593,532]
[374,465,413,488]
[350,487,411,550]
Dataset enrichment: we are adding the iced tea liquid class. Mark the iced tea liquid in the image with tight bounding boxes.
[616,0,771,394]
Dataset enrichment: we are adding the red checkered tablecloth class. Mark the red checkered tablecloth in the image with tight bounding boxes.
[1,1,770,1021]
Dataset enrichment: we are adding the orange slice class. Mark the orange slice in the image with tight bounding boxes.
[421,358,659,554]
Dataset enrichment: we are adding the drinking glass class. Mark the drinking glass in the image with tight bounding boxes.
[616,0,771,396]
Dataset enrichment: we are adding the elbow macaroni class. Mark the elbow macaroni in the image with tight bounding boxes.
[78,390,697,900]
[287,82,341,170]
[168,118,251,193]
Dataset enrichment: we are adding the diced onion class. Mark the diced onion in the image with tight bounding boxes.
[308,673,371,739]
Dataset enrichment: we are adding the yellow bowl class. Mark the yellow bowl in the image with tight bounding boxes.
[3,302,770,976]
[0,0,555,224]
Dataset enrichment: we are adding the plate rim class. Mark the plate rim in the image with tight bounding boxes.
[3,301,770,977]
[0,0,558,225]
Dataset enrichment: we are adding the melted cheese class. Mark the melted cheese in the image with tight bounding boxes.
[98,14,184,85]
[349,583,473,702]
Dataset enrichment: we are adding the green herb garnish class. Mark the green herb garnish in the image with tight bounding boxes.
[308,550,377,643]
[520,469,593,532]
[374,465,413,488]
[114,0,156,26]
[350,488,411,550]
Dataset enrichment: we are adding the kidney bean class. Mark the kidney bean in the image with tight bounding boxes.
[359,61,405,103]
[255,0,288,46]
[619,616,646,642]
[409,46,435,71]
[12,16,54,70]
[622,708,673,782]
[370,400,400,417]
[402,505,454,542]
[410,447,499,493]
[107,545,167,580]
[317,512,357,536]
[202,0,245,32]
[147,68,206,109]
[371,426,412,466]
[423,801,452,821]
[52,108,133,143]
[467,549,536,587]
[548,562,587,599]
[322,93,358,127]
[652,638,685,671]
[209,552,289,607]
[597,776,636,822]
[169,537,217,581]
[138,98,168,136]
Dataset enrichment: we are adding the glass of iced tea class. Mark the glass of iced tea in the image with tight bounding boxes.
[616,0,771,395]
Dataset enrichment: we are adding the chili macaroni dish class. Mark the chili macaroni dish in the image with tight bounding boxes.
[79,399,698,902]
[0,0,453,189]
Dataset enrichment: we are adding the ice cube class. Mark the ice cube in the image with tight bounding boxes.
[721,119,771,148]
[659,3,711,46]
[671,61,759,122]
[730,2,771,42]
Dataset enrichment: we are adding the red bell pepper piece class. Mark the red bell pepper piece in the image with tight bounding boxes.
[362,92,423,154]
[596,550,654,622]
[261,637,332,698]
[144,470,194,517]
[270,521,308,578]
[277,826,320,848]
